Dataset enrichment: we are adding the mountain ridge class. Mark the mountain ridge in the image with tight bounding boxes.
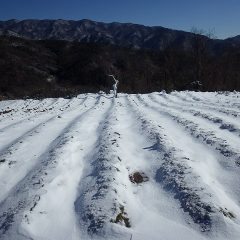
[0,19,240,99]
[0,18,229,51]
[1,18,238,39]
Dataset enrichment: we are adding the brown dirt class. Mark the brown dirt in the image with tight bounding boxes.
[129,171,149,184]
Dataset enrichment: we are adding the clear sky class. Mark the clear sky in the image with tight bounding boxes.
[0,0,239,39]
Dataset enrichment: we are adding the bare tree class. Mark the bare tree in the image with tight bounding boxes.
[108,74,119,98]
[190,27,214,89]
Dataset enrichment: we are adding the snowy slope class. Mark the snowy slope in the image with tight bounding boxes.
[0,92,240,240]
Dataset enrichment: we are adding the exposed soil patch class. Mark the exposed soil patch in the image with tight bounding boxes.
[0,109,13,115]
[220,207,236,219]
[112,206,130,228]
[129,171,149,184]
[0,159,6,164]
[8,161,17,166]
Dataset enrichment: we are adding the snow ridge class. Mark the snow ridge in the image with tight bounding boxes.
[0,92,240,240]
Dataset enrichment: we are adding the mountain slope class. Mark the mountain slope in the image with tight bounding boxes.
[1,35,240,99]
[0,91,240,240]
[0,19,226,51]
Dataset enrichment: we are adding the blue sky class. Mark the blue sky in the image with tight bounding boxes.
[0,0,239,39]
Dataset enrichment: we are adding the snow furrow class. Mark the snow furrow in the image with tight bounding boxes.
[139,95,240,169]
[130,94,240,238]
[172,92,240,113]
[74,98,131,239]
[0,98,58,123]
[126,95,218,232]
[145,94,240,156]
[0,97,74,131]
[19,96,112,240]
[149,93,240,137]
[185,92,240,111]
[0,96,96,204]
[165,92,240,118]
[135,95,240,213]
[113,96,210,240]
[0,92,240,240]
[0,97,87,153]
[0,96,104,239]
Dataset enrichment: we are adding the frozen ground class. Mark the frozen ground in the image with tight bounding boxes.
[0,91,240,240]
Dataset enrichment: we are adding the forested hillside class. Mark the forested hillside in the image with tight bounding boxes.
[0,35,240,99]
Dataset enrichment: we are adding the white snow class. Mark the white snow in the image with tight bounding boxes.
[0,91,240,240]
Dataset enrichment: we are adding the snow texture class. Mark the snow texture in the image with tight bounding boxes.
[0,91,240,240]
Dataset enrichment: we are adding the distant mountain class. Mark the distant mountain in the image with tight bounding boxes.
[0,20,240,99]
[225,35,240,46]
[0,19,232,52]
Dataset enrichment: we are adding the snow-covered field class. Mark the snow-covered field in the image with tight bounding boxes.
[0,91,240,240]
